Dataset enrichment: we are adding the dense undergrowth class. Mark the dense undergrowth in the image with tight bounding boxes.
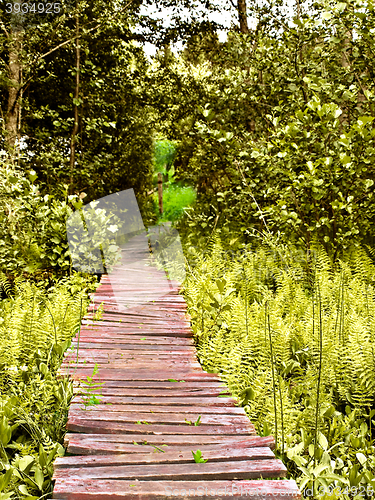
[183,236,375,498]
[152,140,196,223]
[0,273,97,499]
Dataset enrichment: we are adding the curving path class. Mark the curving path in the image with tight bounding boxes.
[52,234,301,499]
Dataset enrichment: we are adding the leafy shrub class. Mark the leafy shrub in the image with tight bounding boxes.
[153,0,375,255]
[0,164,74,276]
[0,163,126,278]
[66,199,123,274]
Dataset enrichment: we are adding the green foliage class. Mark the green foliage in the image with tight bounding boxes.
[77,364,104,409]
[183,236,375,494]
[0,163,131,279]
[0,164,77,276]
[67,200,123,275]
[192,449,207,463]
[154,0,375,255]
[153,140,177,172]
[154,183,197,223]
[0,273,94,498]
[152,140,197,223]
[185,415,201,426]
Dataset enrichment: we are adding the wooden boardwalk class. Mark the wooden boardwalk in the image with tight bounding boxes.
[52,234,301,499]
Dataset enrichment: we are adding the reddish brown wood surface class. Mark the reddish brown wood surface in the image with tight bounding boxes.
[52,235,301,499]
[54,444,276,468]
[54,459,287,481]
[64,434,276,455]
[53,480,300,500]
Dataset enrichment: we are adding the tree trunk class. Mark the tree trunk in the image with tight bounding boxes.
[295,0,301,19]
[5,29,22,155]
[69,13,80,194]
[237,0,249,34]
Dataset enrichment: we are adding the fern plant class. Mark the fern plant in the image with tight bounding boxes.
[0,272,95,499]
[183,235,375,495]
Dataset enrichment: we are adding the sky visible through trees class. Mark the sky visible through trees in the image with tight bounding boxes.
[139,0,236,57]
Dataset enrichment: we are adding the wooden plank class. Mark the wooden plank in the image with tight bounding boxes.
[54,445,276,469]
[68,411,251,426]
[66,364,203,372]
[67,418,256,435]
[71,336,194,346]
[67,357,200,365]
[70,342,195,350]
[52,479,301,499]
[76,328,193,337]
[68,404,243,414]
[59,370,221,382]
[75,330,193,337]
[73,388,229,398]
[66,348,197,356]
[86,318,190,327]
[53,459,287,481]
[86,310,186,320]
[80,319,189,325]
[67,365,202,372]
[64,434,276,454]
[71,396,238,407]
[72,381,228,389]
[67,356,200,365]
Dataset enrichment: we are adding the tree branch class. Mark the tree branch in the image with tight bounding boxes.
[0,19,9,38]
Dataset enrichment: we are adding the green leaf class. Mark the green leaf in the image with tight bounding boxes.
[336,2,347,11]
[34,467,44,490]
[322,11,333,19]
[192,449,208,463]
[356,452,367,465]
[39,362,48,375]
[18,485,29,496]
[0,469,13,493]
[39,444,47,468]
[0,417,12,447]
[18,455,34,473]
[318,432,328,451]
[240,387,255,405]
[73,97,83,106]
[215,278,226,294]
[0,493,14,500]
[28,171,38,182]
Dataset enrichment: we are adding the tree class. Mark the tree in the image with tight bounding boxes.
[155,0,375,256]
[0,0,223,206]
[237,0,249,34]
